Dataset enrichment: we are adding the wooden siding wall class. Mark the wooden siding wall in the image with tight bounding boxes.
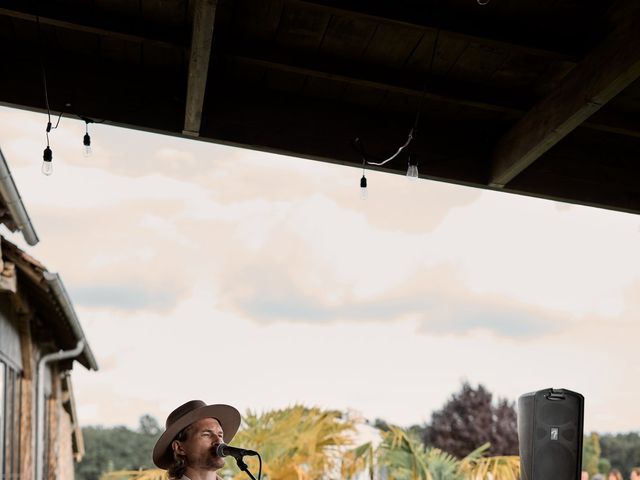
[46,392,59,480]
[45,367,76,480]
[18,296,35,480]
[57,408,75,480]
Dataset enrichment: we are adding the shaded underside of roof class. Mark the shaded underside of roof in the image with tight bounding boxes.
[0,0,639,213]
[0,148,39,245]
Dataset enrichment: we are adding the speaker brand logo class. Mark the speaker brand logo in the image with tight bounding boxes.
[550,427,559,440]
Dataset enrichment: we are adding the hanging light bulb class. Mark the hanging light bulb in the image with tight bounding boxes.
[42,146,53,176]
[360,175,368,200]
[83,122,92,157]
[83,133,92,157]
[406,155,419,180]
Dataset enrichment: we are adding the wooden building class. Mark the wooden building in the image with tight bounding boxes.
[0,148,98,480]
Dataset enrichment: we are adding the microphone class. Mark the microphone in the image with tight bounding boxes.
[214,443,258,459]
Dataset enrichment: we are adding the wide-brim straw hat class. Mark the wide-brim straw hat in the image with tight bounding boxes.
[152,400,241,469]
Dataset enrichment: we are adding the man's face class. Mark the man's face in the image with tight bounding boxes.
[174,417,225,471]
[631,472,640,480]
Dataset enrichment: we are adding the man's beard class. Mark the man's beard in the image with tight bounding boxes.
[190,452,225,470]
[204,454,225,470]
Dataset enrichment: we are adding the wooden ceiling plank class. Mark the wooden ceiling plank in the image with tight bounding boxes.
[318,15,377,62]
[228,53,521,117]
[295,0,577,63]
[490,3,640,187]
[227,53,640,139]
[0,7,183,51]
[275,3,332,52]
[183,0,218,136]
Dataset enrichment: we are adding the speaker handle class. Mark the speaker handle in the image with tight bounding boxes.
[545,389,566,401]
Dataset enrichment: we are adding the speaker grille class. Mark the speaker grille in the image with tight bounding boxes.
[541,403,574,424]
[535,443,576,480]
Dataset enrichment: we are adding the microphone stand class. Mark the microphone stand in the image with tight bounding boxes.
[235,456,257,480]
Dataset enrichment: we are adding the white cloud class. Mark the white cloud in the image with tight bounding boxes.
[431,191,640,317]
[2,105,640,435]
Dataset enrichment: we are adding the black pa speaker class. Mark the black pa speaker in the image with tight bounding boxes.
[518,388,584,480]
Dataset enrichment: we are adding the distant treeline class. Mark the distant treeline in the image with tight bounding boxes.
[75,415,161,480]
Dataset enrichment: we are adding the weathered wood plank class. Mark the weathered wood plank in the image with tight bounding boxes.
[18,310,35,480]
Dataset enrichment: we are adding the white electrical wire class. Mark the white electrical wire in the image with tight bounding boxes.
[364,128,415,166]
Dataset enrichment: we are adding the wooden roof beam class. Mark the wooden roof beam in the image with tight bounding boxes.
[183,0,218,137]
[489,2,640,188]
[227,53,640,139]
[0,5,185,51]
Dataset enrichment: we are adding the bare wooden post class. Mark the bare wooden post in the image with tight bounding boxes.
[183,0,218,136]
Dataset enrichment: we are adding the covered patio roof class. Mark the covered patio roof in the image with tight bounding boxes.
[1,0,639,213]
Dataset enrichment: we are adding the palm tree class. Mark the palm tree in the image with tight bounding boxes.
[221,405,357,480]
[100,470,167,480]
[342,426,520,480]
[458,444,520,480]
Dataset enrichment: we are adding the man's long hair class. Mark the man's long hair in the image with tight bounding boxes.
[167,426,191,479]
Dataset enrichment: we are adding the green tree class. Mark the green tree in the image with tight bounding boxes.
[582,432,602,476]
[75,415,162,480]
[599,432,640,478]
[422,383,519,458]
[138,415,161,436]
[598,457,612,475]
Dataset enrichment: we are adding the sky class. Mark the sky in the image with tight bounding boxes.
[1,105,639,434]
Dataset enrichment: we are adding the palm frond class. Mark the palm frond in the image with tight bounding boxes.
[100,470,167,480]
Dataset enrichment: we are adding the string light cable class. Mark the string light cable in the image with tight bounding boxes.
[37,14,60,175]
[354,25,441,182]
[37,15,103,172]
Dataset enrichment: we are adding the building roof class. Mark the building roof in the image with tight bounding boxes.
[0,148,39,245]
[0,0,639,214]
[1,237,98,371]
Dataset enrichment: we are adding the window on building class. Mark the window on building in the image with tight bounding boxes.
[1,359,21,480]
[0,361,4,478]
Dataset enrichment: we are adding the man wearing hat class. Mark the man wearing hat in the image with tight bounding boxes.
[153,400,242,480]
